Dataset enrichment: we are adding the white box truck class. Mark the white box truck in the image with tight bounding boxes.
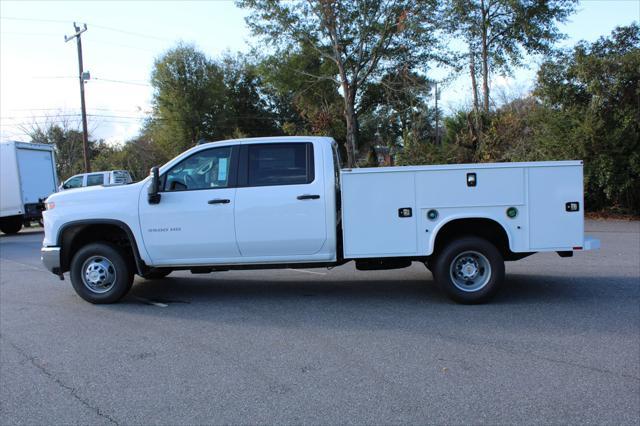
[1,141,59,234]
[40,136,599,304]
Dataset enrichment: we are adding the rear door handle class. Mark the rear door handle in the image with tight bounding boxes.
[208,199,230,204]
[297,194,320,200]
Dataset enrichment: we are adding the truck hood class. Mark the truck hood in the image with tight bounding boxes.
[46,181,145,205]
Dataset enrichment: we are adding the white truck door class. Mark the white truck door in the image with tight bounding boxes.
[139,146,240,264]
[15,146,57,205]
[234,142,327,257]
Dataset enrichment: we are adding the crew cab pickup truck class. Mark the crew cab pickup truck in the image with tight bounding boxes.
[41,136,600,304]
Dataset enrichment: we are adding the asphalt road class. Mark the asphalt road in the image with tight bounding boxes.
[1,220,638,425]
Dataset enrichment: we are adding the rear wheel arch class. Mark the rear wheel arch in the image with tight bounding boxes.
[430,217,513,260]
[58,220,146,274]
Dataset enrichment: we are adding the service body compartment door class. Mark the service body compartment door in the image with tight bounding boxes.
[341,171,417,258]
[528,165,584,250]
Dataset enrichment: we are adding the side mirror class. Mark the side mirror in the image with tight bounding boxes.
[148,166,161,204]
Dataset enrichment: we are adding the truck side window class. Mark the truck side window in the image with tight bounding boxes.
[164,146,232,191]
[86,174,105,187]
[63,176,83,189]
[248,143,314,187]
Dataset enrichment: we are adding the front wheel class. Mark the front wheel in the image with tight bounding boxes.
[70,242,134,304]
[433,237,504,304]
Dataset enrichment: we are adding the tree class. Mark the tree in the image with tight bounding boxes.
[447,0,577,112]
[92,135,167,181]
[258,43,346,146]
[150,43,227,156]
[150,45,281,157]
[237,0,442,167]
[535,23,640,212]
[359,68,434,150]
[217,54,281,138]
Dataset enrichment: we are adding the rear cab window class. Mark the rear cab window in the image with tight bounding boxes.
[246,143,314,187]
[86,174,105,187]
[111,171,132,184]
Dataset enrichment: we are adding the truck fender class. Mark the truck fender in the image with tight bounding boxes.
[57,219,147,275]
[426,213,515,256]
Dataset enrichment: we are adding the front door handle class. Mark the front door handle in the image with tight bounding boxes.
[208,199,230,204]
[297,194,320,200]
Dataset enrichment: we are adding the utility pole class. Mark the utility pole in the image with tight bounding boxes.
[434,82,439,145]
[65,23,91,173]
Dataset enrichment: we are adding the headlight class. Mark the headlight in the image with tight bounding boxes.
[45,201,55,210]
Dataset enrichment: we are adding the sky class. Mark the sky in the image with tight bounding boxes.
[1,0,638,144]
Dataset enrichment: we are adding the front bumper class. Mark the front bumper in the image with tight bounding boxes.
[41,246,62,276]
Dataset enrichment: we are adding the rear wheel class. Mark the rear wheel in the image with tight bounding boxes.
[70,242,133,304]
[433,237,504,304]
[0,216,23,234]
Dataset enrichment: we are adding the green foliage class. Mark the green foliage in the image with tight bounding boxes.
[91,136,168,181]
[149,43,227,156]
[258,43,346,142]
[359,69,435,151]
[535,23,640,212]
[237,0,443,166]
[149,44,280,159]
[398,23,639,214]
[365,147,379,167]
[25,10,635,215]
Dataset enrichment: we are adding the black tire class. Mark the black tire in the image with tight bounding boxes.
[0,216,23,234]
[140,269,172,280]
[432,236,504,304]
[70,242,134,304]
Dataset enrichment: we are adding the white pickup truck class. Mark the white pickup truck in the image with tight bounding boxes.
[41,136,599,304]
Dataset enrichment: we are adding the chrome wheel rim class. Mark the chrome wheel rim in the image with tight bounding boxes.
[81,256,117,294]
[449,250,491,292]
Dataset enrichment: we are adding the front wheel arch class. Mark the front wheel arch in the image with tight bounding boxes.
[58,220,146,275]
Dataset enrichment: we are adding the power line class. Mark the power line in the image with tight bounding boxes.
[1,16,172,42]
[90,23,172,42]
[3,107,150,113]
[90,39,159,53]
[0,16,71,24]
[2,113,280,122]
[32,76,75,79]
[31,75,152,86]
[0,31,61,36]
[92,77,151,87]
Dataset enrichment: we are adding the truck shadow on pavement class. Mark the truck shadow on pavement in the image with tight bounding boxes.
[125,272,637,308]
[111,273,639,338]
